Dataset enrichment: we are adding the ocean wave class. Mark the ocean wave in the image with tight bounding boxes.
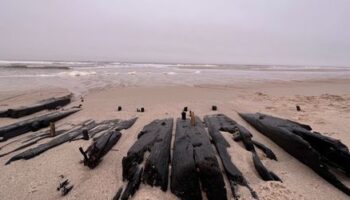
[128,71,137,75]
[58,71,97,77]
[163,71,177,75]
[0,65,71,70]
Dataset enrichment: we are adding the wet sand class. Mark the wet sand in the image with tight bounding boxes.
[0,79,349,200]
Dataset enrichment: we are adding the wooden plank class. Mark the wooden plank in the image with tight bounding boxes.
[0,94,72,118]
[204,114,258,199]
[5,118,137,165]
[5,120,96,165]
[79,130,122,169]
[240,112,350,196]
[171,117,227,200]
[0,108,80,142]
[122,118,173,191]
[120,167,143,200]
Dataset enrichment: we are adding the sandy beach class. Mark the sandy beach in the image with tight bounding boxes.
[0,78,349,200]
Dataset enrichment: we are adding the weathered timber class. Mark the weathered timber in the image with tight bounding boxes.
[112,187,123,200]
[0,129,68,157]
[251,140,277,160]
[79,130,122,169]
[5,120,96,165]
[204,114,280,184]
[57,178,74,196]
[171,117,227,200]
[204,114,258,199]
[0,94,72,118]
[252,153,281,182]
[114,117,138,131]
[240,113,350,196]
[122,118,173,191]
[5,118,137,165]
[120,167,143,200]
[0,108,80,142]
[181,111,186,120]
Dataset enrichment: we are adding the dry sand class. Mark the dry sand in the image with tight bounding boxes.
[0,79,349,200]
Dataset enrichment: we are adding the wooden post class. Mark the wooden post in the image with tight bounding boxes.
[50,122,56,137]
[181,111,186,120]
[190,111,195,126]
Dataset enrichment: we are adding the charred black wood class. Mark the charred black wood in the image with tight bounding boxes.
[252,153,281,182]
[204,114,280,184]
[82,129,89,140]
[204,114,258,199]
[0,108,80,142]
[57,178,73,196]
[122,118,173,191]
[0,129,68,158]
[80,130,122,169]
[120,167,143,200]
[251,140,277,160]
[240,113,350,196]
[5,120,96,165]
[171,117,227,200]
[5,118,137,165]
[114,117,138,131]
[0,94,72,118]
[181,111,186,120]
[113,187,123,200]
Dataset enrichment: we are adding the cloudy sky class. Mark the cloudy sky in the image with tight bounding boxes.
[0,0,349,66]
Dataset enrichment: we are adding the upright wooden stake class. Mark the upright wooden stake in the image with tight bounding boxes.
[190,111,195,126]
[50,122,56,137]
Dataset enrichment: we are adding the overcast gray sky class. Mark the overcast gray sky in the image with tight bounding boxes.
[0,0,349,66]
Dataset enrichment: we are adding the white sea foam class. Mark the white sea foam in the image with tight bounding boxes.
[58,71,97,77]
[128,71,137,75]
[163,72,177,75]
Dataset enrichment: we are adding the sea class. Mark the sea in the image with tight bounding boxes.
[1,60,349,95]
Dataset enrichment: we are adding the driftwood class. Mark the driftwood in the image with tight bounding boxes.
[122,118,173,192]
[57,177,74,196]
[112,187,123,200]
[0,108,80,142]
[0,129,68,158]
[5,120,96,165]
[240,113,350,196]
[204,114,259,199]
[5,118,137,165]
[120,167,143,200]
[204,114,280,184]
[171,117,227,200]
[79,130,122,169]
[0,94,72,118]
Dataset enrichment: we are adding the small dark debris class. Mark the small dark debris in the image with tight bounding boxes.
[57,177,73,196]
[212,105,217,111]
[183,107,188,112]
[82,129,89,140]
[118,106,122,111]
[181,111,186,120]
[296,105,301,111]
